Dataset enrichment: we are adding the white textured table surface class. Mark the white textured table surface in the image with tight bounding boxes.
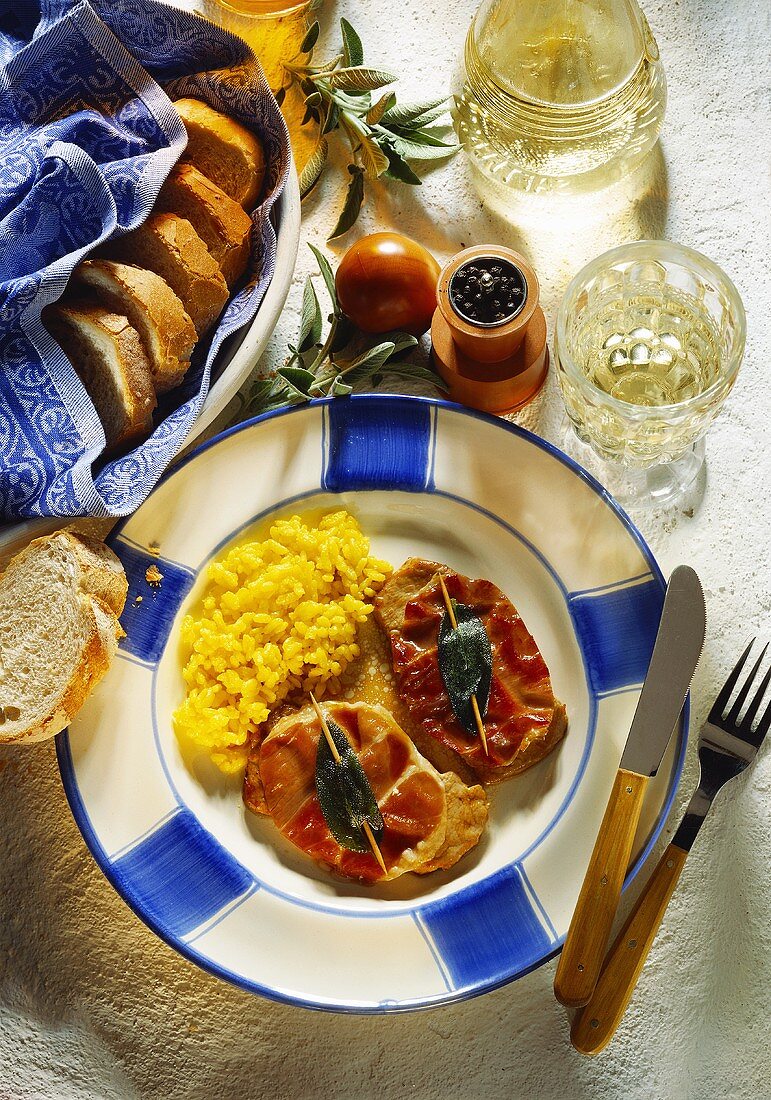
[1,1,770,1098]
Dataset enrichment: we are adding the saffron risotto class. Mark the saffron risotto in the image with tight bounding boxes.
[174,511,392,773]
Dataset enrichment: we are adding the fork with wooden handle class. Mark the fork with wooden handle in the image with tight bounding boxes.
[572,639,771,1054]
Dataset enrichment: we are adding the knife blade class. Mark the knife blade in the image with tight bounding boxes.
[620,565,706,776]
[554,565,706,1009]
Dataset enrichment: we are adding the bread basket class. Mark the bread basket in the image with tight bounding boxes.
[0,166,301,566]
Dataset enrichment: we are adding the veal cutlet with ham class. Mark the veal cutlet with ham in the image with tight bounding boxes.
[251,701,488,883]
[375,558,567,783]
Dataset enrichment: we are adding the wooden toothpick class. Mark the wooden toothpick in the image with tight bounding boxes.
[438,574,489,757]
[309,692,388,875]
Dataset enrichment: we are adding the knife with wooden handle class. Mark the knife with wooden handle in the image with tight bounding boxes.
[570,841,688,1053]
[553,565,705,1009]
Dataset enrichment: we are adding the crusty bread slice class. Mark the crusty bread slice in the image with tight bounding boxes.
[0,530,128,744]
[46,300,157,453]
[73,259,196,394]
[156,163,252,287]
[174,97,266,211]
[104,213,228,336]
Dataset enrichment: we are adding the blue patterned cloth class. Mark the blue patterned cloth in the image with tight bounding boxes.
[0,0,290,518]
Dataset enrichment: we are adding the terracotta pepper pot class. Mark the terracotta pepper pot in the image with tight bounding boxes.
[431,245,549,415]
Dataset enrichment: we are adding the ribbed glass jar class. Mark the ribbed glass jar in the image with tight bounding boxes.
[454,0,666,195]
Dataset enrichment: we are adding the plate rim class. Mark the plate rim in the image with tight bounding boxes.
[56,394,689,1013]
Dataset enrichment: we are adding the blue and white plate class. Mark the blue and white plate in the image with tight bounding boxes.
[58,396,686,1012]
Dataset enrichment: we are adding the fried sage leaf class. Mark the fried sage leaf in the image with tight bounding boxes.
[438,599,493,736]
[315,718,384,852]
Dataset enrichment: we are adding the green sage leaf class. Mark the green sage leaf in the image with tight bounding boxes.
[321,100,340,135]
[274,375,311,404]
[300,20,320,54]
[298,276,323,352]
[298,138,328,198]
[277,366,316,395]
[358,132,389,179]
[366,91,396,126]
[312,54,344,74]
[382,144,422,185]
[406,128,459,148]
[339,341,398,379]
[244,376,276,413]
[387,132,460,160]
[382,332,419,356]
[402,104,453,130]
[274,85,286,107]
[340,17,364,67]
[330,313,354,352]
[308,242,337,306]
[380,363,448,391]
[438,600,492,736]
[315,718,384,852]
[301,103,320,127]
[328,165,365,240]
[323,67,396,93]
[329,374,354,396]
[382,97,449,127]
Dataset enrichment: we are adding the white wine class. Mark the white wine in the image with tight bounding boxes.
[455,0,666,195]
[555,241,745,504]
[576,284,721,407]
[558,282,724,464]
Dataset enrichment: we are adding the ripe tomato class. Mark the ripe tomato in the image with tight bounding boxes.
[335,232,441,336]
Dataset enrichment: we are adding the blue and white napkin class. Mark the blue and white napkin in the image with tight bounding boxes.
[0,0,290,519]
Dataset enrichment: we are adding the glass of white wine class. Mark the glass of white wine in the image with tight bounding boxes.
[555,241,745,507]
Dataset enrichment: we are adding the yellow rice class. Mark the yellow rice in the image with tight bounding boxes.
[174,511,392,773]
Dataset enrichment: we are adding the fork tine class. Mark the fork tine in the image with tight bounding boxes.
[726,642,769,727]
[742,662,771,746]
[751,701,771,746]
[709,638,755,723]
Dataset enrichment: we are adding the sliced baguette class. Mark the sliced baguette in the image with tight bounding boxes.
[46,300,157,453]
[104,213,228,336]
[156,163,252,288]
[0,530,128,744]
[174,97,266,210]
[73,260,196,394]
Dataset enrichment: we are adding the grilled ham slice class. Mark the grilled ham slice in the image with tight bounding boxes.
[259,701,448,883]
[246,695,486,884]
[375,558,567,784]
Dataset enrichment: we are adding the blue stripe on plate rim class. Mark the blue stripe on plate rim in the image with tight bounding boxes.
[55,395,689,1014]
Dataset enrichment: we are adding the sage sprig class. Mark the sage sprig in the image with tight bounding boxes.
[240,243,446,419]
[315,716,385,854]
[438,598,493,738]
[277,17,459,238]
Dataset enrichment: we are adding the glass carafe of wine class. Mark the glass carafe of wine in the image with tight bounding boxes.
[454,0,666,196]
